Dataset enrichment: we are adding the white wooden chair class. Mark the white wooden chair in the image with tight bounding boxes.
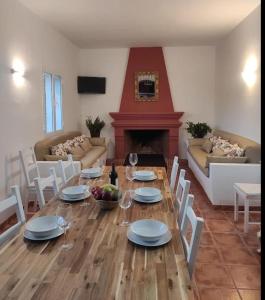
[19,147,62,211]
[170,156,179,192]
[0,186,26,245]
[58,154,77,185]
[180,197,204,277]
[175,169,191,228]
[34,167,60,209]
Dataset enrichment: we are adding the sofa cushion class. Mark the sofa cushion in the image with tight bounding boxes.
[80,139,93,152]
[212,147,225,156]
[201,140,213,153]
[245,145,261,163]
[80,146,106,168]
[206,155,248,167]
[69,145,85,156]
[50,143,68,156]
[188,146,209,176]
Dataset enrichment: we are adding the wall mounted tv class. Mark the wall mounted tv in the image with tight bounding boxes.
[77,76,106,94]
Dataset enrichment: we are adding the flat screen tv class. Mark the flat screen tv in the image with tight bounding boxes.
[77,76,106,94]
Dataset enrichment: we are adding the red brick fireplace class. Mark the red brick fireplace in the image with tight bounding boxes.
[110,47,183,160]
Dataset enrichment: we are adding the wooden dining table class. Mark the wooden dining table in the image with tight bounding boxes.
[0,166,194,300]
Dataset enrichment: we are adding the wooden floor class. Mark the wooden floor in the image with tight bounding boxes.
[0,159,261,300]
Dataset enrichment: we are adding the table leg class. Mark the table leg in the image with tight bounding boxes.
[234,191,239,222]
[244,197,249,233]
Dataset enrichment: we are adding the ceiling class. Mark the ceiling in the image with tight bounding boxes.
[19,0,260,48]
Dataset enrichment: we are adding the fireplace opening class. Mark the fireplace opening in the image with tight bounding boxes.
[125,130,169,157]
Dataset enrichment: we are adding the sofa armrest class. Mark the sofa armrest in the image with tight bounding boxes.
[187,138,208,147]
[88,137,106,147]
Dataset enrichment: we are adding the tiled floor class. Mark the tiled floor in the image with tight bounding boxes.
[0,159,261,299]
[177,161,261,300]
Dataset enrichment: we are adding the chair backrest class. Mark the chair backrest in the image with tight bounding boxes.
[58,154,76,185]
[34,167,60,209]
[0,186,26,245]
[181,202,204,278]
[19,147,40,187]
[170,156,179,192]
[175,169,191,227]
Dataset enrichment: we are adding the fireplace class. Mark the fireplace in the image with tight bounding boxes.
[125,130,168,157]
[109,47,184,160]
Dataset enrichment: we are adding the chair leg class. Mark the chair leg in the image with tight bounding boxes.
[234,191,239,222]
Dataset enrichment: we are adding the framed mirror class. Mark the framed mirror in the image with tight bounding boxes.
[135,71,159,101]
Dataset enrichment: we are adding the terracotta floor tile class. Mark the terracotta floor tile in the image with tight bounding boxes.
[198,287,240,300]
[206,219,236,233]
[202,210,228,220]
[238,289,261,300]
[194,263,235,288]
[196,246,223,264]
[200,232,215,246]
[241,233,259,248]
[229,265,260,289]
[235,223,260,235]
[213,233,244,248]
[219,246,259,265]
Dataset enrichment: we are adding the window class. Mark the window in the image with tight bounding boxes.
[43,73,63,133]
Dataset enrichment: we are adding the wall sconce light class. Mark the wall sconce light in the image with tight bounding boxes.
[11,59,25,87]
[241,55,257,88]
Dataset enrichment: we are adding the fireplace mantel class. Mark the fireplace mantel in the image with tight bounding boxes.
[109,112,184,159]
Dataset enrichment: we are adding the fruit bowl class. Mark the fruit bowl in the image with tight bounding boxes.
[95,199,119,210]
[91,184,122,210]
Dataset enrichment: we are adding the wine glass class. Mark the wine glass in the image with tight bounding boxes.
[56,203,73,250]
[95,158,105,185]
[125,166,135,188]
[129,153,138,167]
[119,190,133,226]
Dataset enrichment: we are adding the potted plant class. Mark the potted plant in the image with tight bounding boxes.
[85,116,105,137]
[185,121,212,138]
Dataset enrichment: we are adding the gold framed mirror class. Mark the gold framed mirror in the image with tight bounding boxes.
[135,71,159,101]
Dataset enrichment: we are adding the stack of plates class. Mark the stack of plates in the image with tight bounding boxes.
[59,185,90,202]
[133,187,162,203]
[127,219,172,247]
[133,170,157,181]
[80,167,102,179]
[24,216,63,241]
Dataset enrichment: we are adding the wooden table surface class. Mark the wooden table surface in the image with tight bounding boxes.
[0,166,194,300]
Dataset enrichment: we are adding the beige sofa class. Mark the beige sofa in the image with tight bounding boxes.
[34,131,108,169]
[186,129,261,205]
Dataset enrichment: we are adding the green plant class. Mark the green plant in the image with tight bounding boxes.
[185,121,212,138]
[85,116,105,137]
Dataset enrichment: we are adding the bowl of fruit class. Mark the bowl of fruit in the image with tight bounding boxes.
[91,184,122,210]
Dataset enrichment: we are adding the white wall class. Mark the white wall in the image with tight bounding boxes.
[78,48,129,158]
[215,6,260,143]
[0,0,80,197]
[78,46,216,159]
[164,46,215,158]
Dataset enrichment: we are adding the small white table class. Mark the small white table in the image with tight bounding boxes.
[234,183,261,233]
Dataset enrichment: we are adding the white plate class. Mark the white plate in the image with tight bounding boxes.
[127,228,172,247]
[133,193,162,203]
[134,175,157,181]
[80,171,103,179]
[81,167,101,176]
[130,219,168,242]
[133,170,154,178]
[25,216,58,237]
[24,227,64,241]
[135,187,161,200]
[59,190,91,202]
[62,185,88,198]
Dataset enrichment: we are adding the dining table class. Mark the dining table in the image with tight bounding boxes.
[0,166,195,300]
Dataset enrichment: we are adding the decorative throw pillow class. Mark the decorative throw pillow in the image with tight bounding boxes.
[212,147,225,156]
[50,144,68,156]
[201,140,213,153]
[80,139,92,151]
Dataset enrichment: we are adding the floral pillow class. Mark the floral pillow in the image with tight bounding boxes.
[51,135,90,156]
[51,143,68,156]
[210,135,244,157]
